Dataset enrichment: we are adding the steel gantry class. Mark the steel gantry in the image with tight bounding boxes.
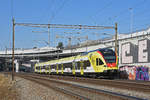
[12,18,118,80]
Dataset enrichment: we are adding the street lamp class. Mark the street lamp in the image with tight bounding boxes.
[129,8,133,37]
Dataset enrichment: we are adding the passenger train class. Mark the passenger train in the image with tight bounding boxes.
[34,48,118,78]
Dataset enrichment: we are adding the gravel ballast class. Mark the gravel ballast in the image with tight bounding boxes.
[1,74,74,100]
[2,73,149,100]
[15,76,73,100]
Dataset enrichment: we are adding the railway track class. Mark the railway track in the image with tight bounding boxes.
[41,74,150,93]
[25,73,150,94]
[18,74,90,100]
[16,73,146,100]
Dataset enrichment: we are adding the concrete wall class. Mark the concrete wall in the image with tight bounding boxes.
[119,28,150,66]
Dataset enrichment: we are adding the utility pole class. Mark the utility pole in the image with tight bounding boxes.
[48,25,50,47]
[86,35,88,52]
[115,23,118,58]
[12,18,15,81]
[68,37,71,47]
[5,46,7,71]
[129,8,133,37]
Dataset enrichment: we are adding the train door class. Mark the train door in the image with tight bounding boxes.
[61,64,64,74]
[49,65,51,74]
[46,66,48,74]
[96,58,104,72]
[80,60,84,75]
[40,66,42,74]
[72,62,76,75]
[56,64,59,74]
[90,53,104,72]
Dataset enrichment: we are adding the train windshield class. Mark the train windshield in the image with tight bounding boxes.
[99,49,116,63]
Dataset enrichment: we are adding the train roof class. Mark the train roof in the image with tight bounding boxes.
[81,48,113,55]
[36,53,89,66]
[35,48,114,66]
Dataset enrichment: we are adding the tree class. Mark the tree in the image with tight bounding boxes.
[57,42,64,49]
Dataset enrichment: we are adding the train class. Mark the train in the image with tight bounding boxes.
[34,48,118,78]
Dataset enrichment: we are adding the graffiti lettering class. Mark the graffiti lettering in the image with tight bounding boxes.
[138,39,148,62]
[121,43,133,63]
[121,39,150,64]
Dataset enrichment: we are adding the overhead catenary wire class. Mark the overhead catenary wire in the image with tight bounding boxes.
[89,0,147,26]
[92,0,113,17]
[89,0,113,25]
[110,0,148,33]
[15,23,115,30]
[39,0,55,23]
[49,0,70,22]
[112,0,147,20]
[97,0,148,27]
[119,7,150,27]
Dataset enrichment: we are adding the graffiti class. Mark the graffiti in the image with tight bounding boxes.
[121,39,150,64]
[119,66,150,81]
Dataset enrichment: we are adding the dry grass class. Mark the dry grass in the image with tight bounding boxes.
[0,74,17,100]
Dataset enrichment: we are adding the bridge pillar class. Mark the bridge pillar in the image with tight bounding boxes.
[14,60,19,73]
[30,60,39,72]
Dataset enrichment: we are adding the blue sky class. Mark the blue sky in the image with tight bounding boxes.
[0,0,150,49]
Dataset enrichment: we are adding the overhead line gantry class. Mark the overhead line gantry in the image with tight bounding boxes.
[12,19,118,81]
[15,23,115,29]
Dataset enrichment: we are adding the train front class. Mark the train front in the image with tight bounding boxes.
[98,48,118,78]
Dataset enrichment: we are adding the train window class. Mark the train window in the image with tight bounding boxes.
[70,66,72,70]
[100,49,116,63]
[74,62,80,70]
[41,66,44,69]
[77,62,80,70]
[63,62,72,69]
[75,62,78,70]
[55,65,57,69]
[55,65,57,70]
[83,60,90,69]
[36,66,40,70]
[58,64,61,70]
[51,65,55,69]
[99,58,104,65]
[82,62,86,69]
[42,66,46,69]
[79,61,85,69]
[96,58,104,65]
[84,60,90,67]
